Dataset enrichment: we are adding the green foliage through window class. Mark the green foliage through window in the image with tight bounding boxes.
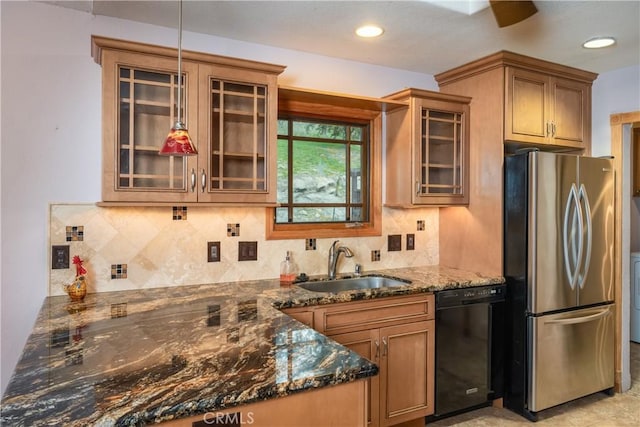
[276,117,369,224]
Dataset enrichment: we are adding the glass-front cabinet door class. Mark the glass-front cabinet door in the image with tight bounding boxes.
[384,88,470,207]
[419,108,464,197]
[410,96,470,205]
[100,49,199,203]
[94,36,284,205]
[197,64,279,204]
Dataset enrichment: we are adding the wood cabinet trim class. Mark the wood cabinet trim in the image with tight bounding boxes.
[92,35,286,75]
[314,294,434,335]
[435,50,598,87]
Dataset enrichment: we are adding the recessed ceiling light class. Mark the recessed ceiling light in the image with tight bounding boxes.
[582,37,616,49]
[356,25,384,38]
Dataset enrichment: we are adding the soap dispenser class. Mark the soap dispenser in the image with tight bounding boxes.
[280,251,297,286]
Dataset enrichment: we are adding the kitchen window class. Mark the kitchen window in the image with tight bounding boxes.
[275,116,369,224]
[266,88,383,240]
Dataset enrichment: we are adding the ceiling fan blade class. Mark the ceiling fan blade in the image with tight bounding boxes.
[489,0,538,28]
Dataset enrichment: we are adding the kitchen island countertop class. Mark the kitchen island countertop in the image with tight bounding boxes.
[0,265,503,426]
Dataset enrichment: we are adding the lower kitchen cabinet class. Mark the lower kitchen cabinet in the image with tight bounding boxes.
[331,320,434,427]
[293,293,435,427]
[157,379,367,426]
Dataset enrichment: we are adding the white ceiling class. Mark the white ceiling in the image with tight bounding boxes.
[47,0,640,76]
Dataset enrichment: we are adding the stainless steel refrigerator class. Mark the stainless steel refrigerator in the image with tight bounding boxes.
[504,151,615,421]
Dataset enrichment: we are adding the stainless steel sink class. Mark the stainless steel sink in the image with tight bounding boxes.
[296,275,410,293]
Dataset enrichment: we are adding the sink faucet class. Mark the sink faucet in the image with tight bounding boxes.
[328,240,354,279]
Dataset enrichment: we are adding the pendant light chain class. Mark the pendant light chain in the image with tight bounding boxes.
[176,0,183,125]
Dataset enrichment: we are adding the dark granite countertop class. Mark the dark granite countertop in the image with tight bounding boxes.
[0,265,503,426]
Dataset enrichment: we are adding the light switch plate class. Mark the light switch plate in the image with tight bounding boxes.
[388,235,402,252]
[406,234,415,250]
[238,241,258,261]
[208,241,221,262]
[52,245,70,269]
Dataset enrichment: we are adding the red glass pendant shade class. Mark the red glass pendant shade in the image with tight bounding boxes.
[159,121,198,155]
[158,0,197,156]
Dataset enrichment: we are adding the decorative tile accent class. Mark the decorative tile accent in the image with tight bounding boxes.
[111,264,128,279]
[227,223,240,237]
[417,220,425,231]
[66,226,84,241]
[110,303,128,319]
[172,206,187,220]
[371,250,381,262]
[305,238,317,250]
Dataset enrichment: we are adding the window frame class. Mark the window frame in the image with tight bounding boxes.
[275,114,370,225]
[266,90,382,240]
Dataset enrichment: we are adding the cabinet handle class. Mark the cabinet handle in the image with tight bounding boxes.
[415,181,421,195]
[546,122,551,137]
[552,122,556,137]
[190,168,196,192]
[382,337,388,357]
[375,340,380,360]
[201,169,206,193]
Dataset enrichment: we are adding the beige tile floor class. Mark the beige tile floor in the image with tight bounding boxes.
[428,342,640,426]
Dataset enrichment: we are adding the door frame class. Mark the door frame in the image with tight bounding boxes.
[610,111,640,392]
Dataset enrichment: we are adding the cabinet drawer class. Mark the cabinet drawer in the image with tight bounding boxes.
[315,294,434,335]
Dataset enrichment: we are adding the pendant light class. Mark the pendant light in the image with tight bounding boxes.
[159,0,197,156]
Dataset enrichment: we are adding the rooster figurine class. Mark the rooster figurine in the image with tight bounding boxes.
[64,255,88,301]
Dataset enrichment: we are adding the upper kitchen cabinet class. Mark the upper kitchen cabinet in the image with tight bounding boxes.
[505,68,592,149]
[91,36,285,205]
[436,50,597,153]
[385,88,471,207]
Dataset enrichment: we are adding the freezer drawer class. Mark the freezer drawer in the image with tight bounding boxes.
[528,304,614,412]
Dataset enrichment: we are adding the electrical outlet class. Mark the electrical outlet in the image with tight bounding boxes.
[388,234,402,252]
[406,234,415,250]
[52,245,70,269]
[238,241,258,261]
[208,241,221,262]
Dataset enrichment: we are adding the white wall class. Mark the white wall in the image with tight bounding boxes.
[591,64,640,156]
[0,1,438,394]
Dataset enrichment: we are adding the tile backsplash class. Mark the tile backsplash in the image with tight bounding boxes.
[49,204,438,296]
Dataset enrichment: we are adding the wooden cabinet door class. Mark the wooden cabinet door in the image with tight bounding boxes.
[505,67,549,145]
[505,67,590,150]
[413,98,470,206]
[197,63,278,204]
[378,320,434,426]
[100,50,199,203]
[550,77,590,149]
[330,330,381,427]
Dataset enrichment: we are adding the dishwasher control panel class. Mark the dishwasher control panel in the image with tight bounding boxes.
[436,284,506,308]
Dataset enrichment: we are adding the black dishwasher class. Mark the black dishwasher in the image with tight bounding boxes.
[428,284,506,421]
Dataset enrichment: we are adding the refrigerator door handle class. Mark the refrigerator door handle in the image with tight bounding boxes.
[543,307,610,325]
[563,183,583,290]
[577,184,592,290]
